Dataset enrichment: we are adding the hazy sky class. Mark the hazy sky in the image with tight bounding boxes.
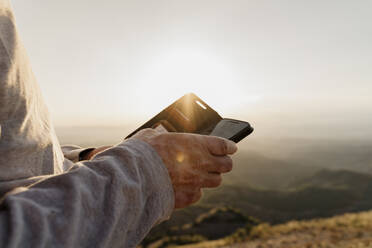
[11,0,372,138]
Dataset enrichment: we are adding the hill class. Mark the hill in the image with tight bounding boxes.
[226,150,321,190]
[199,169,372,223]
[241,137,372,176]
[143,169,372,247]
[143,207,260,248]
[178,210,372,248]
[227,137,372,190]
[289,169,372,191]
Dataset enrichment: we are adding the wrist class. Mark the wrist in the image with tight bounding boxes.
[80,146,112,160]
[78,148,96,161]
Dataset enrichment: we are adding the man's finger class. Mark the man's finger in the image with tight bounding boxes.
[201,173,222,188]
[211,156,233,173]
[205,136,238,156]
[193,155,233,173]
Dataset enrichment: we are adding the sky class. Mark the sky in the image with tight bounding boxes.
[11,0,372,139]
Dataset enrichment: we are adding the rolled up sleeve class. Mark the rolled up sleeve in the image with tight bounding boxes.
[61,145,95,163]
[0,139,175,248]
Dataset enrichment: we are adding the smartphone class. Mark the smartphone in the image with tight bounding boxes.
[126,93,253,143]
[209,118,253,143]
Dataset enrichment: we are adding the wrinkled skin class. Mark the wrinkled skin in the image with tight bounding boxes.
[132,128,237,209]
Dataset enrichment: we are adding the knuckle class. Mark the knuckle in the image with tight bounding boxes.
[218,139,228,154]
[194,157,210,171]
[223,156,233,172]
[216,156,232,173]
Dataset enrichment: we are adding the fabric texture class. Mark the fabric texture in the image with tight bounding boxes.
[0,1,175,247]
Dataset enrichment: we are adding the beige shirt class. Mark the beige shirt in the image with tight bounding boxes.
[0,1,174,247]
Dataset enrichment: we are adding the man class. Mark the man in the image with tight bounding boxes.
[0,1,237,247]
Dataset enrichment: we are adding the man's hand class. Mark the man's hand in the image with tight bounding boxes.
[133,128,238,209]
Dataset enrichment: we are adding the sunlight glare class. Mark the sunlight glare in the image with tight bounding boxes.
[132,48,262,118]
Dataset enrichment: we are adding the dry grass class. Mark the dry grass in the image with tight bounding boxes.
[176,210,372,248]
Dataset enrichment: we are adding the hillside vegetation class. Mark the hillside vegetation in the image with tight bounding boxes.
[142,207,259,248]
[143,169,372,247]
[178,210,372,248]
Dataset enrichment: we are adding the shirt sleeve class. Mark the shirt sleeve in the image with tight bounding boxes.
[61,145,95,163]
[0,138,175,248]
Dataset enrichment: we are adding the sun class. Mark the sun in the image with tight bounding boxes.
[130,48,261,119]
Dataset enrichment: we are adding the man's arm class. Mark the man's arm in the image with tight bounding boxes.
[0,139,174,248]
[0,129,237,247]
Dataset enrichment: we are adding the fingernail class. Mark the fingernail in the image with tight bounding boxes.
[227,140,238,154]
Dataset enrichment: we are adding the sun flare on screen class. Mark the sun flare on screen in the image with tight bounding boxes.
[130,49,261,118]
